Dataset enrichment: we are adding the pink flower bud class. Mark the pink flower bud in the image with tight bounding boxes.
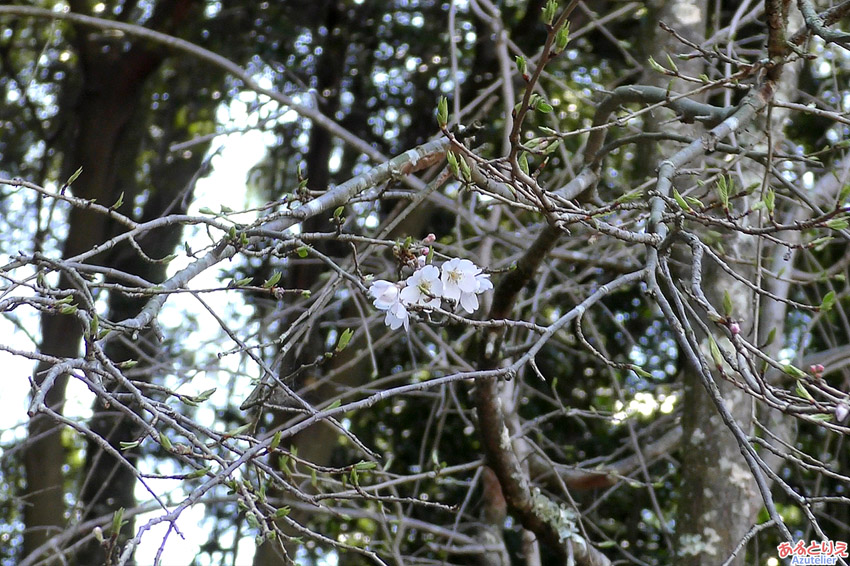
[728,321,740,335]
[836,403,849,422]
[423,233,436,244]
[810,364,825,378]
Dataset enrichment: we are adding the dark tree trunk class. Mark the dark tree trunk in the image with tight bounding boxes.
[22,2,206,563]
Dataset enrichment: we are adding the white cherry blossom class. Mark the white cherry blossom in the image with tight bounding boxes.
[369,280,409,330]
[441,258,491,313]
[441,258,478,298]
[369,279,400,309]
[383,300,409,331]
[400,264,443,308]
[369,257,492,328]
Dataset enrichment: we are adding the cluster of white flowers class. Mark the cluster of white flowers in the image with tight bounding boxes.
[369,259,493,331]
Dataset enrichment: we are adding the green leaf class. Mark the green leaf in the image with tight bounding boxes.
[246,511,260,529]
[327,399,342,410]
[111,191,124,210]
[536,100,553,113]
[446,150,459,177]
[684,195,704,209]
[672,189,691,212]
[436,96,448,128]
[60,304,78,315]
[827,217,849,230]
[820,290,837,312]
[809,236,834,251]
[269,431,282,452]
[120,440,142,450]
[262,272,282,288]
[198,206,214,215]
[185,466,211,479]
[632,366,653,378]
[765,327,777,346]
[333,205,344,220]
[278,454,291,475]
[615,189,643,204]
[111,507,126,534]
[66,166,83,186]
[296,246,309,258]
[518,152,529,175]
[195,388,216,402]
[763,188,775,214]
[336,328,354,352]
[541,0,557,25]
[716,175,731,209]
[782,363,807,379]
[647,56,666,74]
[354,460,377,470]
[458,155,471,181]
[554,23,570,52]
[722,290,733,317]
[708,335,724,369]
[543,139,561,155]
[515,55,527,77]
[224,423,253,437]
[273,506,291,519]
[159,431,173,451]
[796,381,814,401]
[665,54,679,73]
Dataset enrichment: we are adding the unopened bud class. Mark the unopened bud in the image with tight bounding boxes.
[93,526,104,543]
[836,403,849,422]
[810,363,825,378]
[423,233,436,244]
[728,321,741,335]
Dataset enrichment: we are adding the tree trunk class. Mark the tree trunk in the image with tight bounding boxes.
[22,2,205,563]
[639,2,760,564]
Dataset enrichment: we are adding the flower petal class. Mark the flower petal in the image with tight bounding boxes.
[459,291,479,313]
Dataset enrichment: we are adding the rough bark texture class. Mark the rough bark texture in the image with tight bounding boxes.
[639,1,760,564]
